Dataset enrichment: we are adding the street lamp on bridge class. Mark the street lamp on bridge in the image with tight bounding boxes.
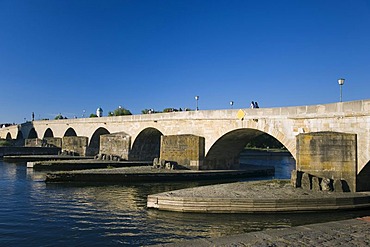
[338,78,345,102]
[195,96,199,111]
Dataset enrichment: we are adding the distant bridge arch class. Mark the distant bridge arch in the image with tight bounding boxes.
[43,128,54,138]
[129,127,163,161]
[64,128,77,137]
[6,132,12,140]
[87,127,110,156]
[28,128,38,139]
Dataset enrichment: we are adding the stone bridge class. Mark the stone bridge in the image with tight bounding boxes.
[1,99,370,191]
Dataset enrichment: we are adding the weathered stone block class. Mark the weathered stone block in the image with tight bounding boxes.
[312,176,321,191]
[62,136,88,156]
[301,172,311,190]
[160,134,205,170]
[321,177,333,191]
[25,138,43,147]
[333,179,351,192]
[290,170,302,188]
[296,131,357,191]
[100,132,131,160]
[43,137,62,148]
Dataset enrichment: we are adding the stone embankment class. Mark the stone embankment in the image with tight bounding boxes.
[28,159,152,171]
[147,180,370,213]
[45,165,274,183]
[153,217,370,247]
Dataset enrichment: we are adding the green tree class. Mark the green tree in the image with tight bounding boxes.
[246,133,285,150]
[141,109,160,114]
[163,108,178,112]
[89,113,98,118]
[54,114,66,120]
[141,109,150,114]
[0,139,11,147]
[108,107,132,116]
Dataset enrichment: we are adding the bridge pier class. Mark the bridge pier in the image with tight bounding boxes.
[160,135,205,170]
[99,132,131,160]
[62,136,88,156]
[296,131,358,192]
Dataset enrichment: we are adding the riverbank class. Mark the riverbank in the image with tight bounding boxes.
[147,180,370,213]
[0,146,60,158]
[4,154,93,162]
[152,216,370,246]
[44,165,274,183]
[28,159,152,170]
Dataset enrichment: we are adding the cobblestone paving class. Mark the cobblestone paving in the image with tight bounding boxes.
[153,179,370,199]
[153,217,370,247]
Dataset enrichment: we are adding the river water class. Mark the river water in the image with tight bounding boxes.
[1,155,370,246]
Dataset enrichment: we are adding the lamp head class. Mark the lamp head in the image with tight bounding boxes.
[338,78,345,85]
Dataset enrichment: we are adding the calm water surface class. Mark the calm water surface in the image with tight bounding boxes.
[1,155,370,246]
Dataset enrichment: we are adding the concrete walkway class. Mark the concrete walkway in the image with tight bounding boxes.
[153,217,370,246]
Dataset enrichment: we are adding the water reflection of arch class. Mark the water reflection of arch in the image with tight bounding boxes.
[28,128,38,139]
[64,127,77,137]
[43,128,54,138]
[87,127,110,156]
[129,127,163,161]
[6,132,12,140]
[204,128,292,170]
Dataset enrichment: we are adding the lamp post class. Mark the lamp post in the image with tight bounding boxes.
[338,78,345,102]
[195,96,199,111]
[230,101,234,109]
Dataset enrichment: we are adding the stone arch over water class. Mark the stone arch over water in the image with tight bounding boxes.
[204,128,292,170]
[28,128,38,139]
[43,128,54,138]
[129,127,163,161]
[87,127,110,156]
[5,132,12,140]
[16,131,23,140]
[64,128,77,137]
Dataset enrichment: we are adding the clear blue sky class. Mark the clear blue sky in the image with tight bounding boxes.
[1,0,369,123]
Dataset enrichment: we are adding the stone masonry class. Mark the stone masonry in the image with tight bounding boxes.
[160,134,205,170]
[62,136,88,156]
[99,132,131,160]
[296,131,357,191]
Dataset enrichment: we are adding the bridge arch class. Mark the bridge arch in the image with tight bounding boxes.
[43,128,54,138]
[87,127,110,156]
[64,128,77,137]
[357,160,370,191]
[16,131,23,140]
[129,127,163,161]
[204,128,293,170]
[28,128,38,139]
[6,132,12,140]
